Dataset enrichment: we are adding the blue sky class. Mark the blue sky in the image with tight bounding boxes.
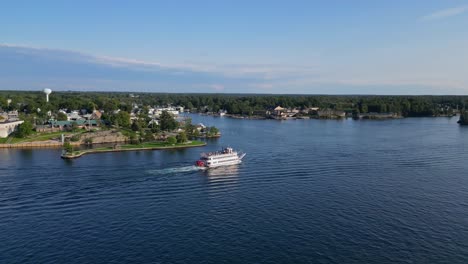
[1,0,468,94]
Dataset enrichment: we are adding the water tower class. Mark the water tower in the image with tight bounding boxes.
[43,88,52,102]
[7,99,11,107]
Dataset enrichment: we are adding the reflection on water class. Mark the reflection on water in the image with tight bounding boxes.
[205,165,239,178]
[203,165,239,191]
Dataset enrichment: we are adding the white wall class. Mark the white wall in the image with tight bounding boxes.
[0,121,24,138]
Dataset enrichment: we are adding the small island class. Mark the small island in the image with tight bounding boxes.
[61,140,206,159]
[458,111,468,125]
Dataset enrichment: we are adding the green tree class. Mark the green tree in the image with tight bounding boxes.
[176,132,188,143]
[159,111,178,131]
[16,121,34,138]
[208,126,219,137]
[71,122,79,132]
[184,118,195,137]
[193,129,200,138]
[143,131,154,142]
[63,142,73,154]
[114,111,131,128]
[57,112,68,121]
[167,136,177,145]
[129,132,139,144]
[131,120,140,131]
[70,134,81,142]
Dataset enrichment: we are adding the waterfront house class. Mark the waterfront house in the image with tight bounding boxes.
[218,109,227,116]
[7,110,20,121]
[0,111,24,138]
[0,119,24,138]
[196,123,206,131]
[268,106,287,119]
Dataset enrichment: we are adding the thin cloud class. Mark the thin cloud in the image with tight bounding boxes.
[1,43,468,94]
[421,5,468,21]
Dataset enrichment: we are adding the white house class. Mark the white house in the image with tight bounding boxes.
[0,120,24,138]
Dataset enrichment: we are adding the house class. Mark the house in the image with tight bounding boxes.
[148,119,159,126]
[196,123,206,131]
[268,106,287,119]
[35,124,61,133]
[91,110,102,120]
[67,111,83,121]
[46,120,99,131]
[0,120,24,138]
[218,109,227,116]
[7,110,19,121]
[154,106,179,116]
[273,106,285,115]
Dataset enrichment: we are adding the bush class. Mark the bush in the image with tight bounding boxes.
[143,132,154,142]
[167,136,177,145]
[70,135,81,142]
[129,132,139,144]
[15,121,34,138]
[63,142,73,154]
[176,132,188,143]
[57,112,68,121]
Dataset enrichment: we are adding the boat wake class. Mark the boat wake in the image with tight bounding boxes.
[146,165,202,175]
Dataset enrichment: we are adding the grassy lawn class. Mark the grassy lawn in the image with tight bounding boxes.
[119,140,205,149]
[64,140,206,157]
[0,137,8,144]
[7,131,79,144]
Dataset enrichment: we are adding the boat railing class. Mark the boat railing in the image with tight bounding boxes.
[201,149,238,158]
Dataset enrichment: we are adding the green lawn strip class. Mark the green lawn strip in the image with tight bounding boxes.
[73,140,205,155]
[10,131,79,144]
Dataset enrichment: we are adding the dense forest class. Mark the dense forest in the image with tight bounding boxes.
[1,91,467,118]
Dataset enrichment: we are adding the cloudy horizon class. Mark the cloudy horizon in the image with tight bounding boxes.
[1,1,468,95]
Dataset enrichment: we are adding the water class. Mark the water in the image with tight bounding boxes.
[1,115,468,263]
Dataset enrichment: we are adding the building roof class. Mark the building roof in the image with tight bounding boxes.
[51,120,98,126]
[274,106,284,111]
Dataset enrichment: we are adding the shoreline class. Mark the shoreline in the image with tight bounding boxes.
[195,113,457,121]
[61,141,207,159]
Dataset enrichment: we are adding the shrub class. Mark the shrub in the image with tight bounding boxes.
[176,132,188,143]
[70,134,81,142]
[167,136,177,145]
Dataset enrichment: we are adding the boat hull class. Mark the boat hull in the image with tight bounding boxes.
[206,159,242,168]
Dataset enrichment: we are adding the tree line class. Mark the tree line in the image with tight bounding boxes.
[1,91,468,118]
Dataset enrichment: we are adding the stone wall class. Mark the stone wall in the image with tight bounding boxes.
[78,130,128,144]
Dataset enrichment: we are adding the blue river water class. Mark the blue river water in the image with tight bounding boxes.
[1,115,468,263]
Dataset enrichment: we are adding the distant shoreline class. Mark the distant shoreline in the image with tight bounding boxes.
[197,112,457,121]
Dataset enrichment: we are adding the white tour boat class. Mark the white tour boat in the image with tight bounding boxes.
[195,147,246,168]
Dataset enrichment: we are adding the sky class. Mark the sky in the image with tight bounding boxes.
[1,0,468,94]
